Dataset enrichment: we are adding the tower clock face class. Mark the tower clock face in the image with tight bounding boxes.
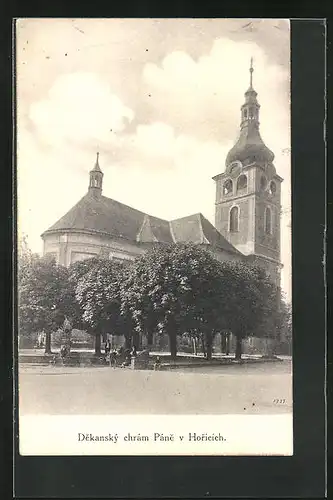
[229,161,242,176]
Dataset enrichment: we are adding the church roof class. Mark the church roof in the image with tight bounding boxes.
[225,123,275,166]
[170,213,241,254]
[42,193,240,255]
[43,194,150,241]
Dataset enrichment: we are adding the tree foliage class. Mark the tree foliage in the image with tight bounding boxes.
[18,237,288,361]
[18,253,71,351]
[75,258,132,346]
[121,246,283,360]
[217,261,279,358]
[122,244,230,359]
[66,257,102,330]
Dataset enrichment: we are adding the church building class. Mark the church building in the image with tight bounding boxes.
[42,61,282,291]
[41,152,243,267]
[41,62,283,353]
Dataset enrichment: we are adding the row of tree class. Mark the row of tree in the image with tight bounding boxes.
[18,240,291,360]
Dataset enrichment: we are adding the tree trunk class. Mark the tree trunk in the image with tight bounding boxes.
[265,336,277,357]
[132,331,139,350]
[226,333,230,356]
[271,331,278,356]
[192,338,197,356]
[201,336,206,357]
[95,332,101,355]
[206,336,212,361]
[220,332,227,354]
[65,328,72,348]
[124,335,131,350]
[147,331,153,348]
[44,331,51,354]
[169,333,177,360]
[235,335,243,360]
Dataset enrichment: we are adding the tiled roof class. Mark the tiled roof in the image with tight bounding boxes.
[42,193,240,255]
[42,194,147,241]
[137,215,174,244]
[170,213,241,254]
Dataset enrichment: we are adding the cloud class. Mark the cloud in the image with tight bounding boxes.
[142,37,289,145]
[29,72,134,149]
[27,70,228,176]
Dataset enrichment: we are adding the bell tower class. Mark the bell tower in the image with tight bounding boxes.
[88,152,104,197]
[213,59,283,286]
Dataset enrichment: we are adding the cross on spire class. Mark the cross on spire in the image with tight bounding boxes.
[249,57,254,88]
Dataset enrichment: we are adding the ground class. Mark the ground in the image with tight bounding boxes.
[19,357,292,415]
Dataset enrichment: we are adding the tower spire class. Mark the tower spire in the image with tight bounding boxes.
[93,151,102,172]
[249,57,254,89]
[89,152,104,196]
[224,61,275,167]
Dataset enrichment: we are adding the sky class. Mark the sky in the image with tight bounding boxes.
[16,18,291,299]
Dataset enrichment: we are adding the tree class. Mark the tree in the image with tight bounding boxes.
[263,295,292,356]
[121,244,227,360]
[218,261,279,360]
[75,258,131,355]
[280,299,292,353]
[66,257,102,330]
[18,253,72,354]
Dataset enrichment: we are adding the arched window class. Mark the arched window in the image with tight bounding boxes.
[223,179,233,195]
[243,109,248,119]
[237,174,247,192]
[229,206,239,232]
[265,206,272,234]
[269,181,276,195]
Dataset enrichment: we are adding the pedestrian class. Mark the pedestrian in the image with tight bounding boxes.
[60,344,69,365]
[104,341,111,356]
[109,349,117,368]
[154,356,161,371]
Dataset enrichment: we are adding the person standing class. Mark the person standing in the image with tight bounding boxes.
[154,356,161,371]
[109,349,117,368]
[104,340,111,356]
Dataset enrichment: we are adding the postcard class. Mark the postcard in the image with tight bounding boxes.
[16,18,292,456]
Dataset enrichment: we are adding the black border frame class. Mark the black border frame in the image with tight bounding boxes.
[3,17,326,499]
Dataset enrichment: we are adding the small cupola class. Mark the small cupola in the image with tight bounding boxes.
[88,152,104,197]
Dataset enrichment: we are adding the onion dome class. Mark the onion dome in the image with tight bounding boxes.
[226,58,274,167]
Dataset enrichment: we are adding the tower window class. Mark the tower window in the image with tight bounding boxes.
[236,174,247,192]
[269,181,276,195]
[243,109,248,119]
[223,179,233,195]
[229,206,239,232]
[265,206,272,234]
